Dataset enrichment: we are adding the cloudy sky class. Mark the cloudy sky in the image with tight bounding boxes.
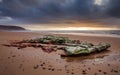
[0,0,120,30]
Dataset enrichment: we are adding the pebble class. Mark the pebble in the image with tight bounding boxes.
[8,57,10,59]
[88,67,91,70]
[82,70,87,74]
[40,64,43,67]
[42,67,46,70]
[51,68,55,71]
[33,65,39,69]
[98,70,102,72]
[71,72,74,75]
[12,55,16,57]
[103,72,107,74]
[94,73,98,75]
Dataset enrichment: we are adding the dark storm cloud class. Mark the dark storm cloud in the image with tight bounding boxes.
[0,0,120,25]
[0,0,45,17]
[107,0,120,18]
[0,0,95,18]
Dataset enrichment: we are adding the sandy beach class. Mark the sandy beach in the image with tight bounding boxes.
[0,31,120,75]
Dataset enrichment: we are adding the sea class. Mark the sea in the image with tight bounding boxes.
[5,29,120,38]
[26,30,120,38]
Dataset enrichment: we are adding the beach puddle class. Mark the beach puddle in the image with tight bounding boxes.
[105,54,120,61]
[62,55,106,62]
[61,50,110,63]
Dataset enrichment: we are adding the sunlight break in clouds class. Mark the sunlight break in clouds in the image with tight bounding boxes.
[94,0,103,5]
[0,0,2,2]
[24,25,119,31]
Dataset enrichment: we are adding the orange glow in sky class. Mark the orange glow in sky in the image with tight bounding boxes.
[24,24,119,31]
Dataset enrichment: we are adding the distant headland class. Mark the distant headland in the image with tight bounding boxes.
[0,25,26,31]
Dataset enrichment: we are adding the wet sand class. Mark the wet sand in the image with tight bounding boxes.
[0,31,120,75]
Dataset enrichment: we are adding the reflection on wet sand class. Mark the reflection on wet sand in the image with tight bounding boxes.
[61,50,110,62]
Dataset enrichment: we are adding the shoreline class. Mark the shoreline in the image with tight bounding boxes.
[52,32,120,38]
[2,30,120,38]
